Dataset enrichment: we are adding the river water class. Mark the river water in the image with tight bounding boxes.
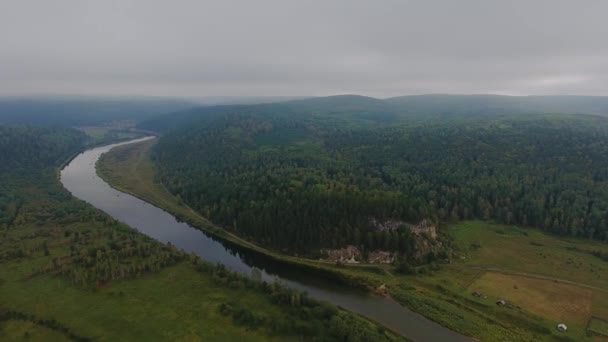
[60,137,470,342]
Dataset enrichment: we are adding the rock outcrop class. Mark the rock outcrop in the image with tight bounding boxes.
[321,245,361,263]
[320,246,396,264]
[320,219,445,264]
[370,218,437,239]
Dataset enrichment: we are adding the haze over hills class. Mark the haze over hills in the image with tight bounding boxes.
[385,94,608,117]
[145,93,608,250]
[0,97,196,126]
[4,90,608,341]
[3,1,608,341]
[3,94,608,129]
[129,90,608,341]
[0,95,309,126]
[138,94,608,133]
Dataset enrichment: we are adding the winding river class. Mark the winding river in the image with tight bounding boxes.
[60,137,470,342]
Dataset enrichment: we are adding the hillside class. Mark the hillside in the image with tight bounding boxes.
[385,94,608,117]
[142,96,608,270]
[0,96,195,126]
[99,130,608,342]
[139,94,608,133]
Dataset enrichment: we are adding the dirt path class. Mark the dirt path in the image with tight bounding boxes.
[461,265,608,293]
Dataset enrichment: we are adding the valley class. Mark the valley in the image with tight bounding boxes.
[3,94,608,341]
[4,2,608,340]
[97,136,608,341]
[0,127,402,342]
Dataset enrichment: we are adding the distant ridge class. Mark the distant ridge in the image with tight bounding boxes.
[139,94,608,133]
[0,97,196,126]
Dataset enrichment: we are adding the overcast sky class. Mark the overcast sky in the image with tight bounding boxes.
[1,0,607,98]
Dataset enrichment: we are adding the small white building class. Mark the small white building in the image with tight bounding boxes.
[557,323,568,332]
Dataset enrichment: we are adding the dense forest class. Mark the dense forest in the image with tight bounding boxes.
[1,123,399,341]
[0,125,182,283]
[0,125,87,229]
[147,96,608,258]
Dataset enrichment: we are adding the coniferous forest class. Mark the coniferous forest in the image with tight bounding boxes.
[146,96,608,257]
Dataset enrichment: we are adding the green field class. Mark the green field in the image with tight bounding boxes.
[1,261,294,341]
[0,321,69,342]
[450,221,608,290]
[97,138,608,341]
[412,221,608,341]
[77,121,145,145]
[589,318,608,338]
[1,204,398,341]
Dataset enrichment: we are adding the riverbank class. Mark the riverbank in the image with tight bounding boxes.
[96,138,608,342]
[96,138,389,291]
[60,139,407,341]
[3,132,406,342]
[69,139,459,341]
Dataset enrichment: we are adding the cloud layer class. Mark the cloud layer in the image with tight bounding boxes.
[1,0,607,97]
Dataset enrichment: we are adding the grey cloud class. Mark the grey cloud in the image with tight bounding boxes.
[1,0,607,97]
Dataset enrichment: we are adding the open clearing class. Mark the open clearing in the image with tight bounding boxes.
[469,271,592,325]
[445,221,608,340]
[450,221,608,290]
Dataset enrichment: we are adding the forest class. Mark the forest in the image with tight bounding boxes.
[146,96,608,259]
[0,123,400,341]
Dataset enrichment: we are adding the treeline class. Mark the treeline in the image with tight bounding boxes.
[323,115,608,240]
[39,227,187,288]
[0,124,87,174]
[152,110,608,258]
[0,124,87,229]
[195,261,401,341]
[0,310,91,342]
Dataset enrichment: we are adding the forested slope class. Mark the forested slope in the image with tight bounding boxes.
[0,125,87,228]
[0,124,400,341]
[139,94,608,133]
[146,96,608,261]
[385,94,608,117]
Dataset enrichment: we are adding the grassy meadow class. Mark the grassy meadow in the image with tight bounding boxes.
[1,260,296,341]
[406,221,608,341]
[77,120,146,146]
[0,321,69,342]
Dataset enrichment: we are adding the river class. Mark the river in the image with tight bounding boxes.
[60,137,471,342]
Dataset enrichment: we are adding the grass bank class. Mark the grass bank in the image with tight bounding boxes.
[397,221,608,341]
